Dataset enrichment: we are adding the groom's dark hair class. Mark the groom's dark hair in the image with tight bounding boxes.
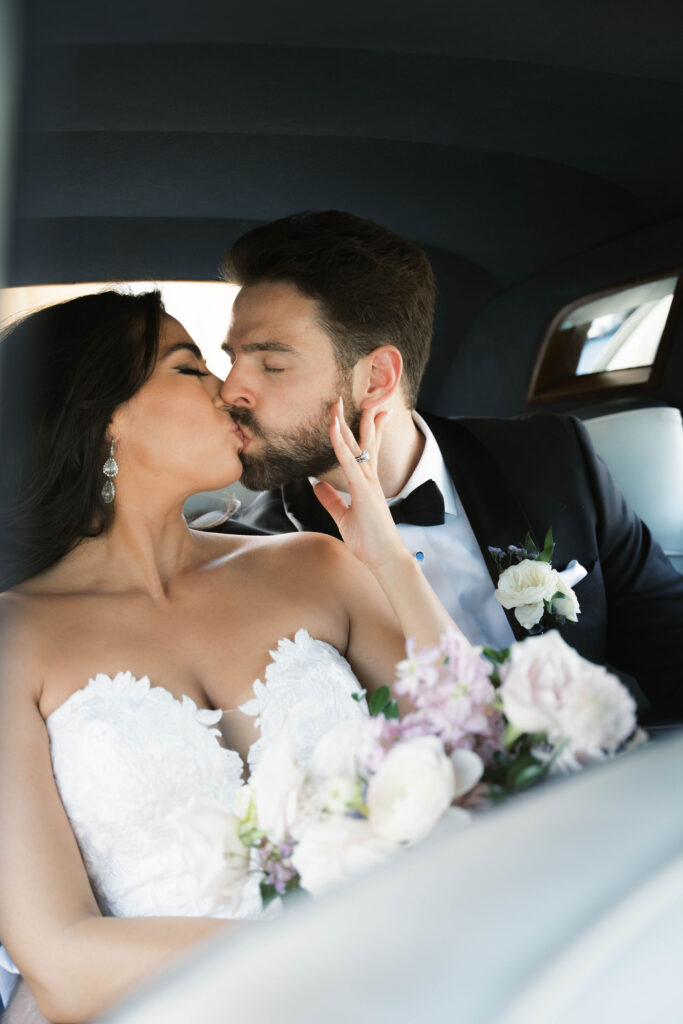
[221,210,435,407]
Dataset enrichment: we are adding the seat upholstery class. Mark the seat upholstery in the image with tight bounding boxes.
[581,405,683,573]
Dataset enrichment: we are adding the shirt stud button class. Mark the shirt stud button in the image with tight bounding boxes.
[415,551,425,562]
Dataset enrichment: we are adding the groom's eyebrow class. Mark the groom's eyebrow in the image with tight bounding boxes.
[221,340,297,357]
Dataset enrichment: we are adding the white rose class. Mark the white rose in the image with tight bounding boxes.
[250,733,303,842]
[495,559,558,627]
[307,718,367,781]
[366,736,456,844]
[514,601,545,629]
[499,630,584,736]
[291,817,399,896]
[549,573,580,622]
[174,796,250,912]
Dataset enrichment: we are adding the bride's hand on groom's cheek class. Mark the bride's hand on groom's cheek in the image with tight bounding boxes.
[313,400,407,573]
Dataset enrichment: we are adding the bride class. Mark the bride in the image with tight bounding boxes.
[0,290,460,1023]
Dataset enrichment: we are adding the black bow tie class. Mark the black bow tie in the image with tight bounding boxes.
[389,479,445,527]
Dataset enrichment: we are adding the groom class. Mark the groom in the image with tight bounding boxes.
[218,210,683,720]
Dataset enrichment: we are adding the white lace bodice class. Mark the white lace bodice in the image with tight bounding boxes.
[46,629,368,921]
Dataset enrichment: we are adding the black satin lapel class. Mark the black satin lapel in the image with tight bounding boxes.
[425,415,537,642]
[282,479,342,538]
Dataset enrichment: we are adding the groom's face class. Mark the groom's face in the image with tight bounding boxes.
[220,281,361,491]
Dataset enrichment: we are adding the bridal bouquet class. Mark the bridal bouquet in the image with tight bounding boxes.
[176,629,642,907]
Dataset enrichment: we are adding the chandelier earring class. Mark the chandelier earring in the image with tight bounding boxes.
[102,440,119,504]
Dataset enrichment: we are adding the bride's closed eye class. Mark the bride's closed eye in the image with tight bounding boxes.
[177,367,210,377]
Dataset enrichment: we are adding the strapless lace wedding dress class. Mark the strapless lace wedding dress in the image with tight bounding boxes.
[46,629,368,922]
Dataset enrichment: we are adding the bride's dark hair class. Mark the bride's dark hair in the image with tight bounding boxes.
[0,289,164,591]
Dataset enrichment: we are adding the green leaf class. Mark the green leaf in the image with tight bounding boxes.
[492,749,510,770]
[482,646,510,665]
[546,738,570,772]
[383,699,400,720]
[351,690,367,703]
[506,753,548,791]
[524,532,539,555]
[511,763,547,790]
[368,685,391,716]
[259,881,279,907]
[503,722,525,749]
[538,525,555,563]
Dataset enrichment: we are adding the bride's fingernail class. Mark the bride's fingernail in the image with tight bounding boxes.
[339,395,344,415]
[334,415,341,432]
[384,408,394,422]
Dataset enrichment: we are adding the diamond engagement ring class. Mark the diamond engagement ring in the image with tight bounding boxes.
[355,450,370,464]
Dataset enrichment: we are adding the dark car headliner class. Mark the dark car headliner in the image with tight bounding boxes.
[8,0,683,415]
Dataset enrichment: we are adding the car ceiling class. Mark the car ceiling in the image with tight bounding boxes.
[7,0,683,413]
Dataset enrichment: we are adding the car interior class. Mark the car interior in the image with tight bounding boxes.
[1,0,682,1020]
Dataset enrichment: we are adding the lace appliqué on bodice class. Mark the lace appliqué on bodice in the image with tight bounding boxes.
[47,672,251,919]
[240,629,368,774]
[46,630,368,924]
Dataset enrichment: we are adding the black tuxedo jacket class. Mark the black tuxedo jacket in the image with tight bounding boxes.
[237,412,683,719]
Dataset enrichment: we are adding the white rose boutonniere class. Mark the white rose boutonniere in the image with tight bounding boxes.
[489,528,583,633]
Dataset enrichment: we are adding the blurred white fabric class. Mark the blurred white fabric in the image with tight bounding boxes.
[104,732,683,1024]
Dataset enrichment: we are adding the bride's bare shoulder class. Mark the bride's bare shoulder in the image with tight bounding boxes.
[0,591,46,697]
[229,529,345,564]
[0,587,39,627]
[196,528,348,576]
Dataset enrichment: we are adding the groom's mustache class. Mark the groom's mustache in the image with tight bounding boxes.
[224,406,266,440]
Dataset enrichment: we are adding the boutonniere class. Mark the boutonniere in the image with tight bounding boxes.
[488,527,585,633]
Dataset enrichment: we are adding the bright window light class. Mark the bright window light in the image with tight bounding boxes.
[0,280,239,379]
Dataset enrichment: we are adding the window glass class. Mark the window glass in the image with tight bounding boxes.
[528,272,680,404]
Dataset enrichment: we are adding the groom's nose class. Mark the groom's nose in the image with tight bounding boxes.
[219,364,256,408]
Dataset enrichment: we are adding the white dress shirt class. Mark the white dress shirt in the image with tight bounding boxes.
[312,412,515,649]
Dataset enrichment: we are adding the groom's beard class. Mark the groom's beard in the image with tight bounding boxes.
[228,392,361,492]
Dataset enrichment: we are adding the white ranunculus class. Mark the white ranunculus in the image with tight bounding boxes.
[549,573,581,622]
[495,558,558,619]
[366,736,456,844]
[249,733,303,842]
[307,717,367,781]
[291,817,399,896]
[174,796,250,912]
[450,748,485,799]
[320,774,364,814]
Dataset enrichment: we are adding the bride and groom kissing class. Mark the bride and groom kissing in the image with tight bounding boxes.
[1,209,681,1024]
[220,210,683,711]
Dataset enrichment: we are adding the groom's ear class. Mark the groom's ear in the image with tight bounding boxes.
[353,346,403,409]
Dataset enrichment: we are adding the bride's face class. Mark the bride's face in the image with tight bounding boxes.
[110,315,243,500]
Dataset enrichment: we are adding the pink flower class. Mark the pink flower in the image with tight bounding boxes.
[499,631,636,763]
[393,631,502,760]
